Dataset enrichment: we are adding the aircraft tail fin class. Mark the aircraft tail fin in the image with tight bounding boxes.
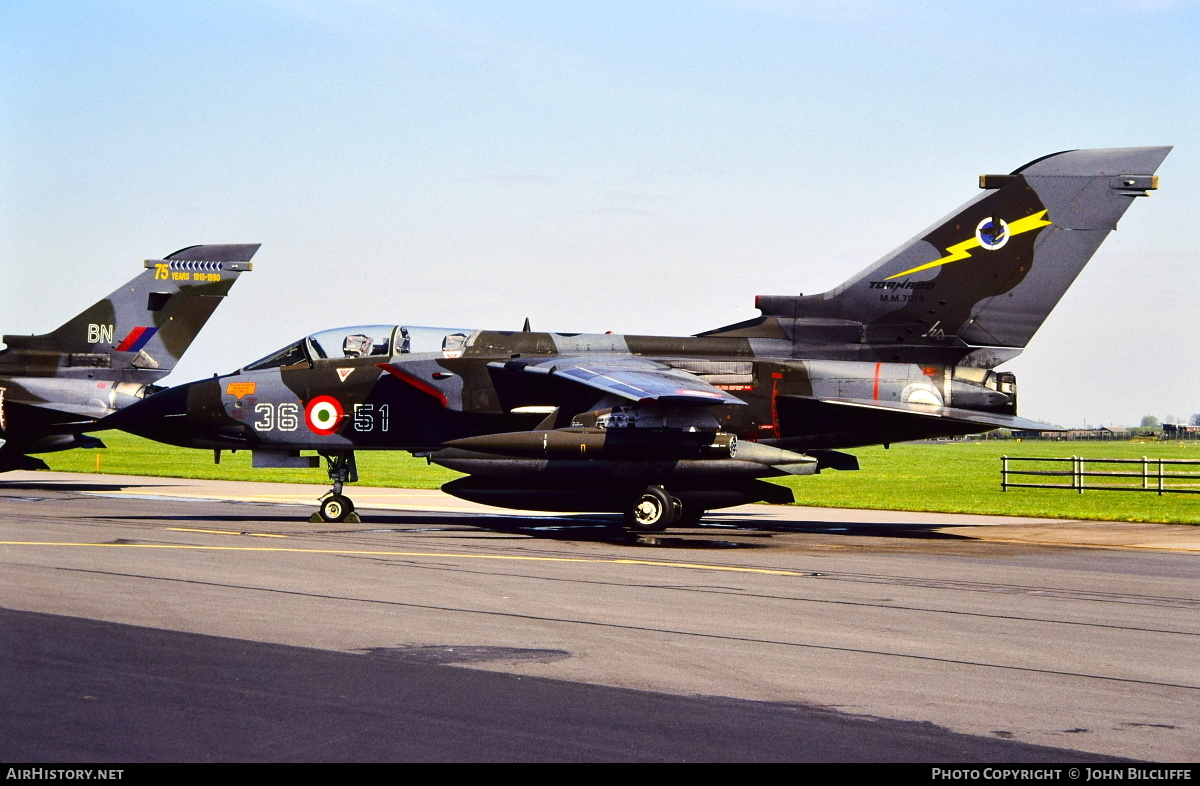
[2,244,259,382]
[747,147,1170,362]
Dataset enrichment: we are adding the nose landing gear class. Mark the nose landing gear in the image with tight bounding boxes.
[311,451,361,523]
[318,492,355,523]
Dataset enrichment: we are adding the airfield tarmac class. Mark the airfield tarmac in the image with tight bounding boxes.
[2,471,1198,762]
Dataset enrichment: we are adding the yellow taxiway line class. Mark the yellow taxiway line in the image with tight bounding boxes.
[87,489,561,516]
[0,539,805,577]
[166,527,288,538]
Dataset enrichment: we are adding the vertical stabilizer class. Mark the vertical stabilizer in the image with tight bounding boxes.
[751,147,1170,361]
[2,244,258,382]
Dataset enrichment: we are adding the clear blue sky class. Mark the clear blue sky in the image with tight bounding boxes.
[2,1,1198,426]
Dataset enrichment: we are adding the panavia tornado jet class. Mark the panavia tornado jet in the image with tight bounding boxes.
[101,148,1168,530]
[0,244,257,472]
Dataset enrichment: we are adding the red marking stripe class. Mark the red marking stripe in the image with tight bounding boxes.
[115,326,150,352]
[873,362,882,401]
[770,379,780,439]
[377,364,448,407]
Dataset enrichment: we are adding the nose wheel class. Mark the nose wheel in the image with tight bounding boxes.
[318,493,355,523]
[312,451,361,523]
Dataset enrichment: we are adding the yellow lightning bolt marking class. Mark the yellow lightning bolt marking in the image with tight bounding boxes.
[884,210,1052,281]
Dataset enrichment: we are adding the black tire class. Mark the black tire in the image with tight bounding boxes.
[319,494,355,523]
[675,502,706,527]
[625,486,671,532]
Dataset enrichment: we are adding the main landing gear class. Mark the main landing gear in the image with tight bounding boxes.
[313,451,360,523]
[623,485,706,532]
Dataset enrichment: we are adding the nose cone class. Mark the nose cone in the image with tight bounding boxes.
[100,382,198,447]
[102,378,254,450]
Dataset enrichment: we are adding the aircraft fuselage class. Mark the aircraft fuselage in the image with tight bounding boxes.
[118,325,1018,456]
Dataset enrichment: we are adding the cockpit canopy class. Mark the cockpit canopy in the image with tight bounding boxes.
[243,325,475,371]
[309,325,395,359]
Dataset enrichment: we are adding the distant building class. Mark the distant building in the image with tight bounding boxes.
[1011,426,1135,441]
[1162,423,1200,439]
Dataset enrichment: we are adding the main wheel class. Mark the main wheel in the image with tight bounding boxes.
[319,493,355,523]
[625,486,671,532]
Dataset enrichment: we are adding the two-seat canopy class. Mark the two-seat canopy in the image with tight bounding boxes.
[243,325,474,371]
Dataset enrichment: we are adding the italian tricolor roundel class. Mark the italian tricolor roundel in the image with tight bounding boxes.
[305,395,345,436]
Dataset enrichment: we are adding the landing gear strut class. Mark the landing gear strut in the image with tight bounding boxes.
[673,499,706,527]
[315,451,360,523]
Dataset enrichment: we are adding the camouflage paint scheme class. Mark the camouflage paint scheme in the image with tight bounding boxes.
[102,148,1169,529]
[0,244,257,471]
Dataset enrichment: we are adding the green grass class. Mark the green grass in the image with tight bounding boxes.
[772,440,1200,524]
[46,431,461,489]
[41,432,1200,524]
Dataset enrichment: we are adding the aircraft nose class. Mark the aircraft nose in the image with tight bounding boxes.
[100,379,232,449]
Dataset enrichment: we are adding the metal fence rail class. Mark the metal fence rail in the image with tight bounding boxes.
[1001,456,1200,495]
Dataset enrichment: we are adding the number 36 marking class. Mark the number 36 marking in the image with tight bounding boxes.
[254,403,299,432]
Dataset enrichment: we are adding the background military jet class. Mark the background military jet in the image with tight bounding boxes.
[102,148,1168,530]
[0,244,257,472]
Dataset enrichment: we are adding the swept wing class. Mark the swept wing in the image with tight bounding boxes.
[784,395,1062,432]
[488,356,748,407]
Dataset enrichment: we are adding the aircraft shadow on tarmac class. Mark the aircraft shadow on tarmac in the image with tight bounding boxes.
[749,520,976,540]
[102,509,763,549]
[3,480,156,494]
[6,479,978,545]
[102,505,976,548]
[465,516,976,545]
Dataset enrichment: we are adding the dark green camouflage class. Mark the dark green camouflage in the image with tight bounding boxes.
[100,148,1170,530]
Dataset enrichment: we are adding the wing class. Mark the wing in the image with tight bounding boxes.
[488,356,748,407]
[786,395,1063,431]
